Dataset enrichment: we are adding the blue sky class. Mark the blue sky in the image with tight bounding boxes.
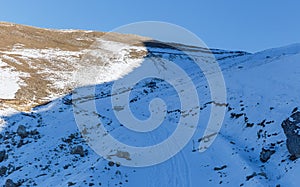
[0,0,299,52]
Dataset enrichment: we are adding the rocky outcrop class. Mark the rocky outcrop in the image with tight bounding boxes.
[5,179,17,187]
[281,111,300,159]
[0,166,7,176]
[70,145,85,157]
[0,150,6,162]
[16,125,28,138]
[260,148,275,162]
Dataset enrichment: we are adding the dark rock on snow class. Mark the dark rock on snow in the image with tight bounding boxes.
[260,148,275,162]
[0,166,7,176]
[0,150,6,162]
[281,111,300,159]
[5,179,17,187]
[70,145,85,157]
[17,125,28,138]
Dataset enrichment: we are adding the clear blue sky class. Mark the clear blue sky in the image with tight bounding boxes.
[0,0,300,52]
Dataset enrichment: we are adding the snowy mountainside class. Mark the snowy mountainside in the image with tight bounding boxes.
[0,23,300,186]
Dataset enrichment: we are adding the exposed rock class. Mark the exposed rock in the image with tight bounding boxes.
[292,107,298,114]
[213,165,227,171]
[0,150,6,162]
[281,111,300,159]
[0,166,7,176]
[246,172,257,181]
[17,140,24,148]
[246,172,267,181]
[5,179,17,187]
[17,125,28,138]
[70,145,85,157]
[29,129,39,136]
[115,162,121,167]
[108,161,115,167]
[67,182,76,186]
[260,148,275,162]
[108,150,131,160]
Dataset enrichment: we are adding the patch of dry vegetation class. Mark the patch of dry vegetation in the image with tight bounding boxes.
[0,22,201,112]
[0,22,151,111]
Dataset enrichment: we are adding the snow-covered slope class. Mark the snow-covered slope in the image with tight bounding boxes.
[0,23,299,186]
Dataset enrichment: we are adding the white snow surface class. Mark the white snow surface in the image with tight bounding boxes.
[0,59,22,99]
[0,40,300,186]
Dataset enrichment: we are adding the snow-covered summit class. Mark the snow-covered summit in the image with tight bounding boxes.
[257,43,300,57]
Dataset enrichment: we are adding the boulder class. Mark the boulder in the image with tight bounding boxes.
[260,148,275,162]
[0,166,7,176]
[70,145,85,157]
[17,125,28,138]
[5,179,17,187]
[0,150,6,162]
[281,111,300,159]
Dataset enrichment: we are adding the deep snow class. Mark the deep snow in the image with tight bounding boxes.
[0,35,300,186]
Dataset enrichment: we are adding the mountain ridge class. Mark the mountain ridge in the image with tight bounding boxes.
[0,22,247,112]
